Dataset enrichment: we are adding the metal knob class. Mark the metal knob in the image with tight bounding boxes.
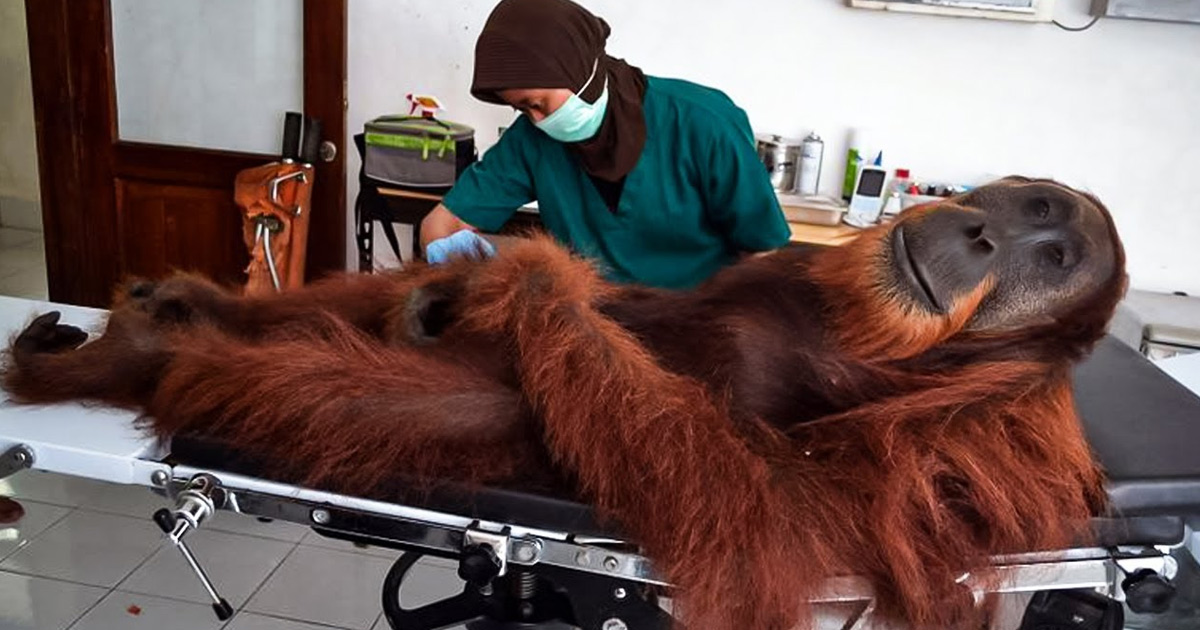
[458,544,503,587]
[1123,568,1176,614]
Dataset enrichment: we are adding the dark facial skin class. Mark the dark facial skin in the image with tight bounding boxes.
[888,178,1117,330]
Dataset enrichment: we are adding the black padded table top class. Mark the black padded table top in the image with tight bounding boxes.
[167,434,610,536]
[1074,336,1200,516]
[169,335,1200,537]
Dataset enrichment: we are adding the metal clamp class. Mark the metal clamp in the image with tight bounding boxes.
[464,524,511,578]
[268,170,307,214]
[152,474,234,621]
[0,444,34,480]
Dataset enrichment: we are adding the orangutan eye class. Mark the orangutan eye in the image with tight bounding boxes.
[1028,199,1052,222]
[1042,243,1077,269]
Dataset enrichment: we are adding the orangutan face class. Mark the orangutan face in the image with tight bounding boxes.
[886,178,1120,330]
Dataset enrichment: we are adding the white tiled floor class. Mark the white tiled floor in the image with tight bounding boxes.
[244,546,398,630]
[0,227,48,300]
[0,571,107,630]
[0,510,163,587]
[121,529,295,608]
[0,471,464,630]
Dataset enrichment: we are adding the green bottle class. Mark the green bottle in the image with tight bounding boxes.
[841,147,861,202]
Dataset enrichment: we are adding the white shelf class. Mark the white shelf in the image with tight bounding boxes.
[847,0,1056,22]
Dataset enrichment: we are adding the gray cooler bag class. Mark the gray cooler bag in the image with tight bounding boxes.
[363,116,476,189]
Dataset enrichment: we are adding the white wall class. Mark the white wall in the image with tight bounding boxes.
[0,0,42,230]
[348,0,1200,294]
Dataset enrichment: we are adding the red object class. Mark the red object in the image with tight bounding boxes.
[895,168,911,178]
[126,605,142,616]
[0,497,24,524]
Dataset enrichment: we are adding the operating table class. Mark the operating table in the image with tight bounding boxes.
[2,295,1199,630]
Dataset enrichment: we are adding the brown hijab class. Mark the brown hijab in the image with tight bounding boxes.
[471,0,648,182]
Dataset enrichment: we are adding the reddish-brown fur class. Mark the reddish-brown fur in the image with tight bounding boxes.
[2,187,1127,629]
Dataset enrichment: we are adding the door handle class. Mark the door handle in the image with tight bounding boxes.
[319,141,337,163]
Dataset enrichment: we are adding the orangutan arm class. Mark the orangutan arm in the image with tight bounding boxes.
[139,317,536,492]
[3,310,170,408]
[457,239,806,630]
[119,271,407,339]
[2,269,443,407]
[117,260,486,345]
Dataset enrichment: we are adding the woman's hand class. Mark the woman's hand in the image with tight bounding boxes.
[425,229,497,264]
[419,204,474,251]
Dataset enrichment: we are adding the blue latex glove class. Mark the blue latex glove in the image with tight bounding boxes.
[425,229,497,265]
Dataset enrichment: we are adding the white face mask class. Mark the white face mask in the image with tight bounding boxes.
[534,59,609,143]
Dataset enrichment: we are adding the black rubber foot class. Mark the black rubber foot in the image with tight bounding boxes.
[213,598,234,620]
[152,508,176,534]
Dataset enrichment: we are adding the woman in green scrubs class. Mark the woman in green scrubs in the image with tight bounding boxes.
[421,0,789,290]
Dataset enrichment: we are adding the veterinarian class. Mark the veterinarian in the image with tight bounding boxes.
[420,0,790,289]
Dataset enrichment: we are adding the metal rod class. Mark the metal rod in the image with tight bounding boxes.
[268,171,307,207]
[262,229,281,290]
[175,539,223,605]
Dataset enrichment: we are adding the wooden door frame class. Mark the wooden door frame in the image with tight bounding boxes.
[25,0,347,307]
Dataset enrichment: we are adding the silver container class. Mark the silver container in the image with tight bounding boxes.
[797,132,824,196]
[756,134,803,193]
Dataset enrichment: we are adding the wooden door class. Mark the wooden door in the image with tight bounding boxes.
[25,0,347,307]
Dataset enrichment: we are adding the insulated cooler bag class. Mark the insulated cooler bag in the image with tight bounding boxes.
[363,116,476,190]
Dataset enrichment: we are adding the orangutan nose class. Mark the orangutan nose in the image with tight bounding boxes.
[963,220,997,257]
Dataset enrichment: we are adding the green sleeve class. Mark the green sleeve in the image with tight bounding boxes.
[442,123,536,233]
[701,116,791,253]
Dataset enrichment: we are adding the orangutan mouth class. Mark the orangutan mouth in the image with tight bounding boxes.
[893,226,943,314]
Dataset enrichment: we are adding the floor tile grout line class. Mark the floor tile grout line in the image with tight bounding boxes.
[1,504,167,577]
[0,504,78,564]
[13,491,314,544]
[239,541,401,630]
[0,564,109,590]
[236,537,307,618]
[242,609,371,630]
[7,494,112,512]
[0,561,113,630]
[68,509,180,619]
[107,585,251,609]
[112,532,302,612]
[110,533,174,594]
[62,586,112,630]
[60,583,239,630]
[1,509,409,628]
[246,610,363,630]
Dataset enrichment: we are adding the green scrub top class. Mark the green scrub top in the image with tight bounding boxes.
[442,76,790,289]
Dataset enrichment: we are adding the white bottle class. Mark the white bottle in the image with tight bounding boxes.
[797,132,824,196]
[881,168,911,216]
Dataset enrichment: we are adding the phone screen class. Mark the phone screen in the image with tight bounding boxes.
[857,170,886,197]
